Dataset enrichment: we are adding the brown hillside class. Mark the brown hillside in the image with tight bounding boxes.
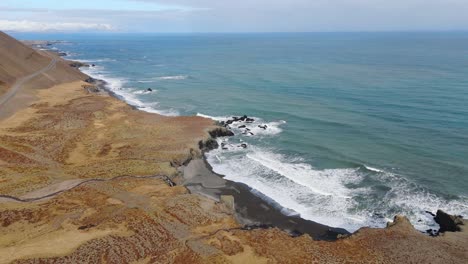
[0,31,87,97]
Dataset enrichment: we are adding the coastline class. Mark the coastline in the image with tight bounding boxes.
[72,44,466,239]
[1,33,467,263]
[183,157,349,240]
[88,71,349,240]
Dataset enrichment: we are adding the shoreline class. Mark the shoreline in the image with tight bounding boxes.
[86,71,349,240]
[183,157,349,240]
[77,52,460,240]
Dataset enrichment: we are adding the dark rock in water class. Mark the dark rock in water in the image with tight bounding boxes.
[240,115,248,121]
[258,125,268,130]
[240,143,248,149]
[91,64,96,67]
[249,132,254,136]
[226,120,234,125]
[246,118,255,123]
[425,211,436,217]
[238,125,246,128]
[147,88,153,92]
[426,229,438,237]
[374,213,384,218]
[85,77,96,84]
[209,127,235,138]
[245,128,251,131]
[434,210,464,233]
[69,61,90,68]
[58,52,67,57]
[198,139,219,151]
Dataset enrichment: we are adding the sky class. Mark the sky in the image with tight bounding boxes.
[1,0,468,33]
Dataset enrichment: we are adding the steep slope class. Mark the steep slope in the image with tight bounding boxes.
[0,31,87,97]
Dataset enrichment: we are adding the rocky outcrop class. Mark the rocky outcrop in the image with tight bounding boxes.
[221,115,255,126]
[68,61,90,68]
[435,210,464,233]
[199,138,219,152]
[208,127,234,138]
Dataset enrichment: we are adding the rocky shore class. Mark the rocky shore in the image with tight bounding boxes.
[0,31,467,263]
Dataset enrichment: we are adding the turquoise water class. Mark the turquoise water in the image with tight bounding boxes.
[16,32,468,232]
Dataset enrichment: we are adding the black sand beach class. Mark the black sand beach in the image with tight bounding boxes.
[182,158,349,241]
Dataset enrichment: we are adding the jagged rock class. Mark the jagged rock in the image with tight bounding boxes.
[425,211,436,217]
[426,229,438,237]
[198,139,219,151]
[209,127,234,138]
[85,77,96,83]
[69,61,90,68]
[386,215,414,231]
[434,210,464,233]
[147,88,153,92]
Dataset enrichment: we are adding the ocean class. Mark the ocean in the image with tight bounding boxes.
[15,32,468,232]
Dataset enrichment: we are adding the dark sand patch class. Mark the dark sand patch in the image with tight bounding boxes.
[182,158,349,240]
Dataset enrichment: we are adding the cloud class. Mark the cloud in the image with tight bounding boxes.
[0,20,114,32]
[2,1,468,32]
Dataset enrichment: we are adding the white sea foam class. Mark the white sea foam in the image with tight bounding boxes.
[364,165,384,173]
[154,75,188,80]
[206,133,468,233]
[133,89,156,95]
[196,113,286,137]
[80,65,179,116]
[196,113,230,122]
[207,145,372,231]
[79,58,117,63]
[373,171,468,231]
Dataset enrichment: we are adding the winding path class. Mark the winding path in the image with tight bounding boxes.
[0,175,167,203]
[0,56,57,108]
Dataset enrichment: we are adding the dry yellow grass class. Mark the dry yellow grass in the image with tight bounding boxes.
[0,80,214,197]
